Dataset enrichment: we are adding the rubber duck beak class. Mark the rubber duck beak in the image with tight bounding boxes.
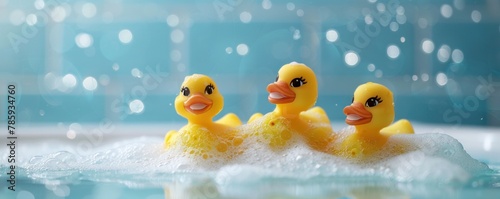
[184,94,213,114]
[344,102,372,125]
[267,81,296,104]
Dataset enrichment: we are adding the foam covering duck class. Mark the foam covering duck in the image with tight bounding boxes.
[337,82,414,158]
[164,74,243,159]
[247,62,334,151]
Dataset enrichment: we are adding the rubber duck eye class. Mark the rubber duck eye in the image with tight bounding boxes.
[275,75,279,82]
[351,97,354,103]
[181,87,190,96]
[290,77,307,88]
[205,84,215,95]
[365,96,383,107]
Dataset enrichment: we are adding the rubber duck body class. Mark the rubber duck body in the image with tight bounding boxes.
[248,62,334,151]
[338,82,414,159]
[164,74,243,159]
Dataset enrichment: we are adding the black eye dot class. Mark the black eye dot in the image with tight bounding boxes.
[205,84,215,95]
[181,87,190,96]
[365,96,383,107]
[290,77,307,88]
[275,75,279,82]
[351,97,354,103]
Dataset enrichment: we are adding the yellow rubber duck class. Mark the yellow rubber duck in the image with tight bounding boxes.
[248,62,334,151]
[337,82,414,159]
[164,74,243,159]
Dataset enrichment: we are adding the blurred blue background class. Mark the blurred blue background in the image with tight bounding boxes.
[0,0,499,126]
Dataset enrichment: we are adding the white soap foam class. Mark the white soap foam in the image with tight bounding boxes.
[6,122,492,187]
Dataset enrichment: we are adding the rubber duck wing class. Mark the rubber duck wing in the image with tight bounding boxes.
[247,112,264,124]
[164,130,179,148]
[301,106,331,124]
[215,113,242,127]
[380,119,414,136]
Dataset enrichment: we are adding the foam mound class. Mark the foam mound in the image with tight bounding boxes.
[10,124,491,187]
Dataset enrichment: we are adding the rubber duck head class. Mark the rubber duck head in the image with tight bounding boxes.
[343,82,395,132]
[175,74,224,124]
[267,62,318,118]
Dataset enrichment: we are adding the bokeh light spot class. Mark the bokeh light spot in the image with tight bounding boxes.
[82,76,98,91]
[326,29,338,42]
[345,51,359,67]
[119,29,133,44]
[237,43,249,56]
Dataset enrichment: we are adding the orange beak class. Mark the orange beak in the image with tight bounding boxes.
[343,102,372,125]
[267,81,296,104]
[184,94,213,114]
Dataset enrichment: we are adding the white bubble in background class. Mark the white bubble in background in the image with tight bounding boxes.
[225,47,233,54]
[26,14,38,26]
[471,10,481,23]
[422,39,434,54]
[325,29,338,42]
[129,99,145,114]
[412,75,418,81]
[286,2,295,11]
[51,6,67,22]
[240,11,252,23]
[436,72,448,86]
[375,69,383,78]
[440,4,453,18]
[112,63,120,71]
[66,129,76,139]
[9,10,25,25]
[166,15,179,27]
[75,33,93,48]
[16,190,35,199]
[119,29,133,44]
[437,45,451,63]
[34,0,45,10]
[39,110,45,116]
[237,43,249,56]
[367,63,376,72]
[131,68,143,78]
[368,0,377,3]
[82,2,96,18]
[396,6,405,15]
[296,9,304,16]
[396,14,407,24]
[62,74,77,88]
[262,0,272,10]
[82,76,98,91]
[387,45,400,59]
[293,29,300,40]
[451,49,464,63]
[364,15,373,25]
[421,73,429,82]
[171,29,184,43]
[53,185,70,197]
[390,22,399,32]
[376,3,385,12]
[171,50,182,62]
[400,37,405,43]
[344,51,359,67]
[418,18,428,29]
